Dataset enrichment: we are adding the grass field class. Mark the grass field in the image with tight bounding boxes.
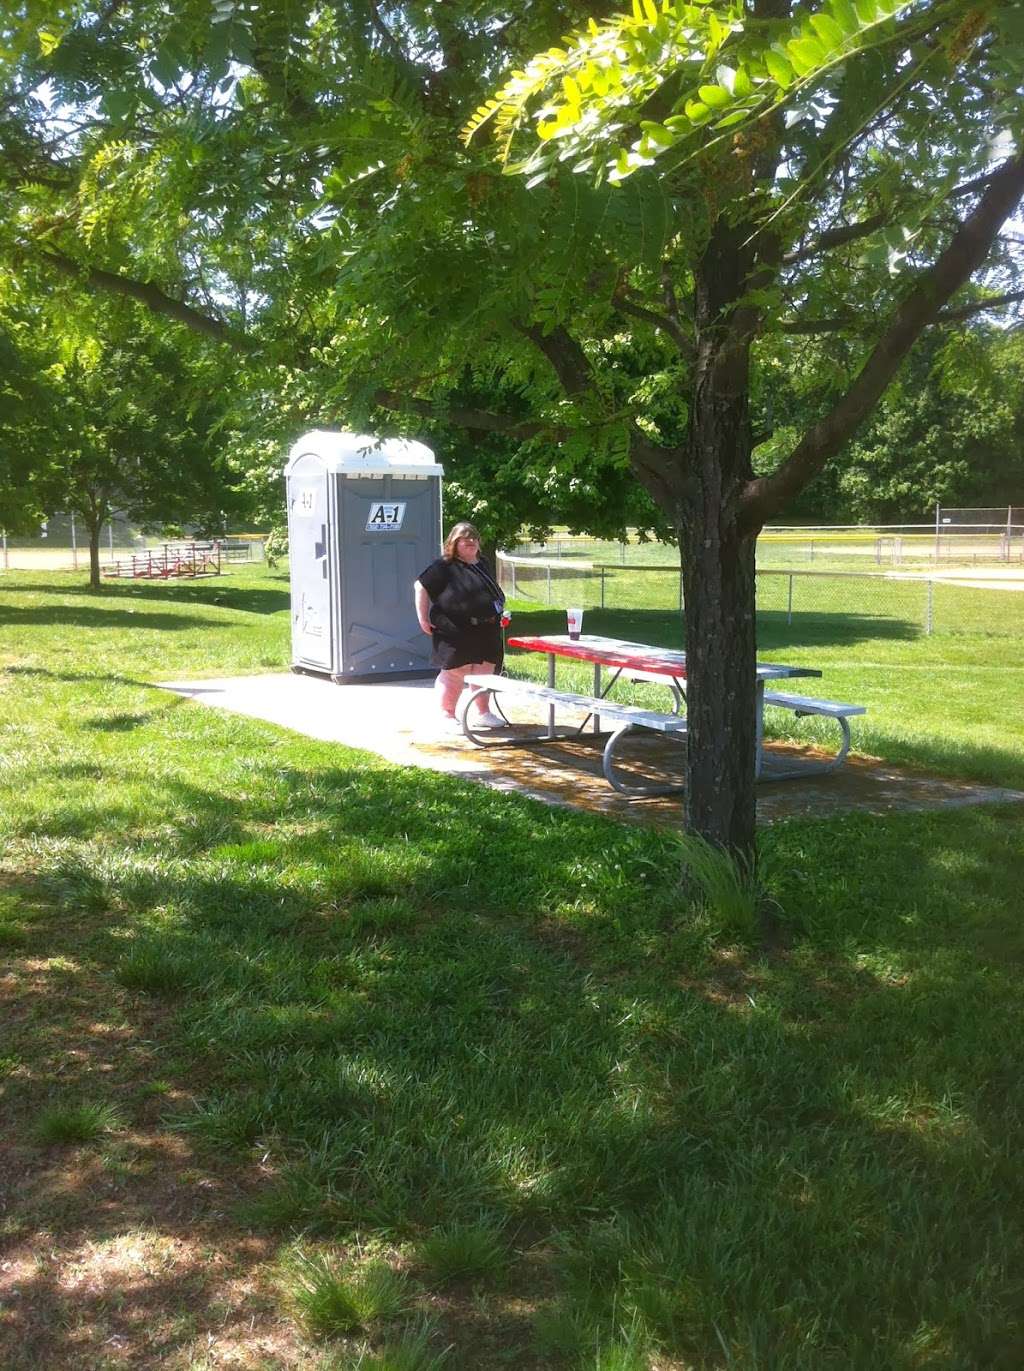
[2,565,1023,1369]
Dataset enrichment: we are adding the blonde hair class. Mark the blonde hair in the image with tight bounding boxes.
[442,521,482,561]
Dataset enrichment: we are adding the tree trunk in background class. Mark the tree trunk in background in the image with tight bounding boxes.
[87,518,102,590]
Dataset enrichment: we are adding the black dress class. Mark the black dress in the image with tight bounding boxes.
[417,556,505,670]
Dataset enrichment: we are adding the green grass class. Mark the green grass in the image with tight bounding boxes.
[2,564,1024,1367]
[32,1100,125,1145]
[416,1222,507,1285]
[281,1249,409,1338]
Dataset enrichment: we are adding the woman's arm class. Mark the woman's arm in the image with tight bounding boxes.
[413,580,433,634]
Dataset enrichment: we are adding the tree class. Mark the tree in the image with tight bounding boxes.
[753,327,1024,523]
[0,285,238,586]
[3,1,1022,856]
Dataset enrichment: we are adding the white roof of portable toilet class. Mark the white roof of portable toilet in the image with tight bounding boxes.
[285,430,442,478]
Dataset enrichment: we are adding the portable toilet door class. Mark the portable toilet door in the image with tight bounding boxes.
[336,470,440,678]
[286,448,335,673]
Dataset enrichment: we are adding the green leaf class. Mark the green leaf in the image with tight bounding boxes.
[684,98,712,123]
[787,36,828,75]
[639,120,677,146]
[810,13,846,49]
[698,83,731,107]
[765,49,794,86]
[829,0,860,36]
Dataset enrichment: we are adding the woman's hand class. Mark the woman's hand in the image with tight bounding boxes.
[413,580,433,635]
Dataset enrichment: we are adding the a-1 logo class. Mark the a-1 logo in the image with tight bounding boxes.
[365,501,407,532]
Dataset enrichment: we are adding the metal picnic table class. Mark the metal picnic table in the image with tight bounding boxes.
[505,633,824,780]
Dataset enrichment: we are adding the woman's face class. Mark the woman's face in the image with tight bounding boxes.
[455,533,480,562]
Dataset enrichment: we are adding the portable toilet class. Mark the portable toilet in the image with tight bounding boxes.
[284,430,443,682]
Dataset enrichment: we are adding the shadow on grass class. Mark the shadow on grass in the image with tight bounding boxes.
[0,605,222,632]
[0,576,290,616]
[3,736,1024,1367]
[6,664,172,691]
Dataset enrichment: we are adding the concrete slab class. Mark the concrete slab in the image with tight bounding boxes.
[157,671,1024,829]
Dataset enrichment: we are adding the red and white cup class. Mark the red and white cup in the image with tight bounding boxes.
[566,607,584,640]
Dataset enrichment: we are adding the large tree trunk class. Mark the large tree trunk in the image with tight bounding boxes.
[679,490,758,859]
[678,218,761,860]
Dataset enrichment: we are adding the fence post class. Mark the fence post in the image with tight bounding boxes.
[787,572,794,625]
[620,541,626,565]
[546,565,552,604]
[809,539,815,563]
[925,579,934,635]
[510,559,517,599]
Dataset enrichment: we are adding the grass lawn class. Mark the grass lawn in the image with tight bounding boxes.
[1,565,1023,1370]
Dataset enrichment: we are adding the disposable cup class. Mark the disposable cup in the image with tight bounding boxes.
[566,607,584,640]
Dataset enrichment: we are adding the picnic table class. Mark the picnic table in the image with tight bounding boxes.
[460,634,864,795]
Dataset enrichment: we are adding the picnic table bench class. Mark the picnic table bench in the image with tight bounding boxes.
[759,691,867,778]
[463,672,689,796]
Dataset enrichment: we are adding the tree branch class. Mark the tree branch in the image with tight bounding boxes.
[935,288,1024,324]
[40,249,237,342]
[743,149,1024,529]
[779,287,1024,336]
[782,171,1004,268]
[782,213,888,265]
[613,290,695,360]
[518,322,596,398]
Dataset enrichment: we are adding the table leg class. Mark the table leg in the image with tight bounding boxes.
[593,662,602,733]
[547,652,556,738]
[755,680,765,778]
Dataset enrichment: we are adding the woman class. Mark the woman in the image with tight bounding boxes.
[414,521,507,734]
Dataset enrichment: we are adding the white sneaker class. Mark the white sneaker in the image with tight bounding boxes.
[472,711,507,729]
[441,716,465,735]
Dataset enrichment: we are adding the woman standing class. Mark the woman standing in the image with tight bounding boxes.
[414,521,508,734]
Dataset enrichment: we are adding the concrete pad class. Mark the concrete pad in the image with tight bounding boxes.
[157,671,1024,829]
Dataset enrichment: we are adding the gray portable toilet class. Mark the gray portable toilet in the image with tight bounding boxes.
[284,430,443,682]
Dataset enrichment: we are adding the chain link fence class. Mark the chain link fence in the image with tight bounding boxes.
[515,528,1024,569]
[498,553,1024,638]
[1,514,265,571]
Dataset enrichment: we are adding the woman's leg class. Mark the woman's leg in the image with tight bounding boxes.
[465,661,497,718]
[434,665,468,718]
